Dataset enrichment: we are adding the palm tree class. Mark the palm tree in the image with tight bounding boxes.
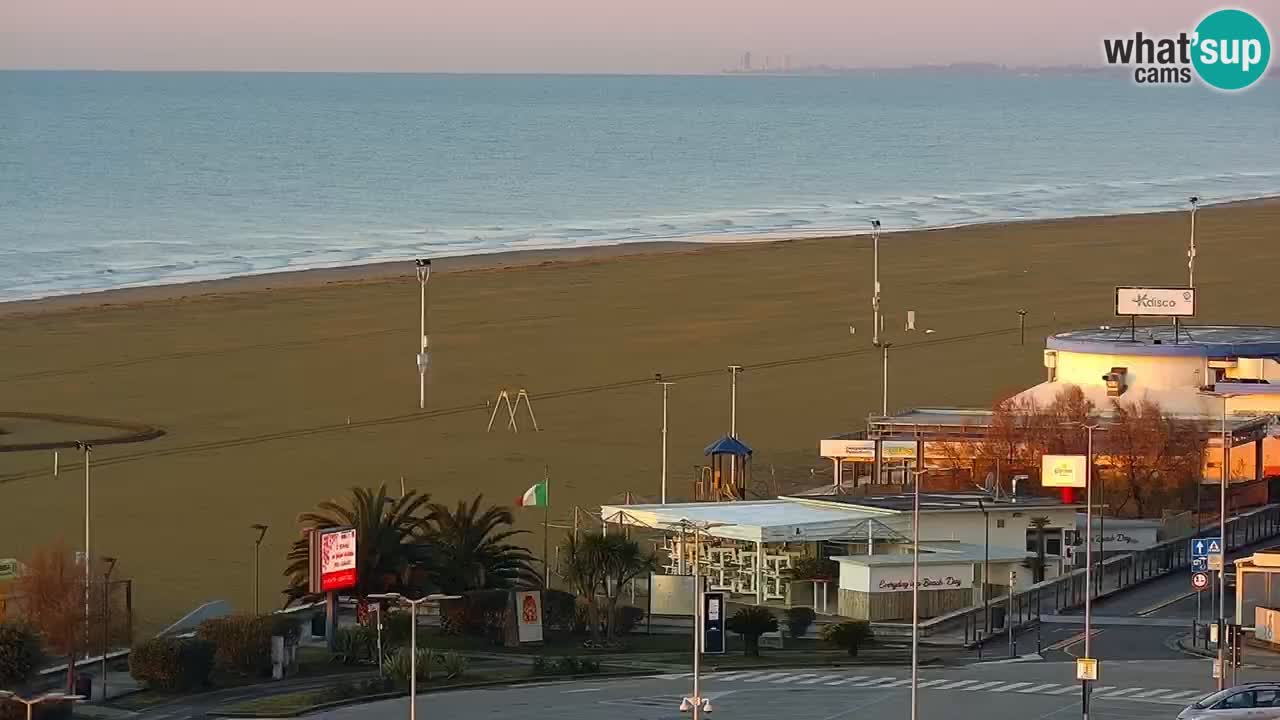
[597,534,656,642]
[560,533,607,644]
[284,484,434,604]
[424,496,538,594]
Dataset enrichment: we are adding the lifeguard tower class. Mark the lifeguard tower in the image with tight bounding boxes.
[701,435,752,501]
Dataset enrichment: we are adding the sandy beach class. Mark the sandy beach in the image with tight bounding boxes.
[3,199,1280,632]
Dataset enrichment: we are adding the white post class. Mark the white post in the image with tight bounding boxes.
[1219,394,1229,691]
[81,443,92,634]
[871,219,881,347]
[1189,196,1199,289]
[660,381,673,504]
[691,525,702,720]
[409,600,418,720]
[756,540,764,605]
[728,366,741,437]
[415,260,431,410]
[910,469,924,720]
[1084,424,1096,719]
[881,343,890,416]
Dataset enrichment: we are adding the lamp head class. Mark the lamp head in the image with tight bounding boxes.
[702,699,714,713]
[871,218,881,229]
[1190,195,1200,205]
[679,698,692,712]
[415,258,430,267]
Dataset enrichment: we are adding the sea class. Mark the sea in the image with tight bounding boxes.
[2,70,1279,302]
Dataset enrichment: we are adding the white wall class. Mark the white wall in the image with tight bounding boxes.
[913,508,1077,550]
[1055,351,1206,391]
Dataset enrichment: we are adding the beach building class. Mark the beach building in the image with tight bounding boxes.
[601,492,1079,621]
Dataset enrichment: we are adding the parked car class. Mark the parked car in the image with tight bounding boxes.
[1177,683,1280,719]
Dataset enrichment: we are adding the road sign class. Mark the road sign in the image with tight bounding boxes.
[1076,657,1099,681]
[1213,658,1222,679]
[1192,537,1222,558]
[1192,557,1208,572]
[1192,572,1211,592]
[702,592,726,655]
[1209,554,1224,571]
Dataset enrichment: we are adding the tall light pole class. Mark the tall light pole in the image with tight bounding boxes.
[0,692,84,720]
[727,365,742,437]
[656,374,674,504]
[369,593,461,720]
[1188,196,1199,289]
[414,259,432,410]
[878,342,892,416]
[100,556,117,701]
[1081,422,1099,720]
[909,468,927,720]
[251,524,268,615]
[75,441,93,644]
[871,219,882,347]
[671,519,731,720]
[1200,388,1234,690]
[977,499,990,634]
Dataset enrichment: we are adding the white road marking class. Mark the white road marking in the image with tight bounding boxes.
[988,682,1033,693]
[563,688,601,694]
[826,675,869,686]
[1099,687,1140,698]
[962,681,1007,691]
[1129,688,1171,698]
[1160,690,1205,700]
[916,679,949,688]
[1047,685,1081,695]
[935,680,979,690]
[773,674,814,684]
[746,672,792,683]
[1017,683,1062,694]
[800,675,843,685]
[854,677,901,687]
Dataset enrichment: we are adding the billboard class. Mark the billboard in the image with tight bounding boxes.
[881,440,919,460]
[310,527,358,593]
[819,439,876,459]
[515,591,544,643]
[1042,454,1088,488]
[1115,287,1195,317]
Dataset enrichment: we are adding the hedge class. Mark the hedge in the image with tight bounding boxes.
[196,614,300,677]
[129,637,216,690]
[0,622,42,688]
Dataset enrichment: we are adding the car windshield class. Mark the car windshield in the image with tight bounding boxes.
[1195,689,1236,708]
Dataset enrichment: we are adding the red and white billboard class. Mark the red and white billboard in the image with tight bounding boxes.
[310,527,357,593]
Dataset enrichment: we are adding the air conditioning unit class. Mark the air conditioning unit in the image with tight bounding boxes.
[1103,367,1128,397]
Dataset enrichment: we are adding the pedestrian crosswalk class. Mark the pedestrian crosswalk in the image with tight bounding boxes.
[652,670,1209,706]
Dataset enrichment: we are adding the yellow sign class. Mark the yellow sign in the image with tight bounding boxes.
[1042,455,1087,488]
[1076,657,1098,681]
[881,440,919,460]
[0,559,21,582]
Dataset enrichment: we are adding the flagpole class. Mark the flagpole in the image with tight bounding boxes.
[543,466,550,589]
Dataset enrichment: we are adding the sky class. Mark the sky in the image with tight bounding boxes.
[2,1,1276,73]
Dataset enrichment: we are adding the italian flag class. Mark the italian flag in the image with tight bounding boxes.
[517,481,548,508]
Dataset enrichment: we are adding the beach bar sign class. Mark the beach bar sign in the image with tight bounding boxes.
[820,439,876,460]
[1115,286,1195,317]
[1042,454,1088,488]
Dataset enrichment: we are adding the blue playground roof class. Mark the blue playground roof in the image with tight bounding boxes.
[704,434,753,456]
[1047,325,1280,358]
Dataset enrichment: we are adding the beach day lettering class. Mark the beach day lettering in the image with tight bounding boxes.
[878,576,962,591]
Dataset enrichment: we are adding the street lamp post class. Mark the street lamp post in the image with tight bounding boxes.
[978,499,990,634]
[909,468,927,720]
[1199,389,1234,689]
[251,524,269,615]
[1082,422,1099,720]
[414,259,432,410]
[877,342,892,416]
[368,593,461,720]
[871,219,881,347]
[1188,195,1199,288]
[657,374,674,504]
[671,519,729,720]
[100,556,117,701]
[76,440,93,661]
[0,692,85,720]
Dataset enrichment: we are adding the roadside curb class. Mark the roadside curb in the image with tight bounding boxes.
[1176,634,1280,669]
[204,670,656,718]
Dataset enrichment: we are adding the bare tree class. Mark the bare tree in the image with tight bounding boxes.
[16,542,88,690]
[1102,399,1207,518]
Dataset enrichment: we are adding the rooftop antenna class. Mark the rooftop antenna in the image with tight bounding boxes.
[486,389,540,432]
[1188,196,1199,289]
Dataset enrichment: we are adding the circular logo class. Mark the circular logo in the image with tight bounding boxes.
[1192,9,1272,91]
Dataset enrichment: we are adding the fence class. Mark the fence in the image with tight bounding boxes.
[884,504,1280,646]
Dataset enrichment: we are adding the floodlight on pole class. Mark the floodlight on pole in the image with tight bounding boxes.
[75,440,93,652]
[666,519,733,720]
[870,219,881,347]
[367,593,461,720]
[908,468,927,720]
[251,524,268,615]
[1199,387,1236,691]
[1072,420,1100,720]
[1188,196,1199,289]
[414,259,432,410]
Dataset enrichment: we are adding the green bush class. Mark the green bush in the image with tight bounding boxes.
[438,651,468,679]
[553,656,582,674]
[543,590,577,634]
[129,637,216,691]
[197,614,296,677]
[321,679,360,703]
[381,647,436,689]
[333,626,375,665]
[578,657,601,674]
[0,622,43,688]
[821,621,873,657]
[785,607,816,639]
[380,610,414,649]
[531,656,551,675]
[440,591,510,640]
[725,606,778,657]
[612,606,645,636]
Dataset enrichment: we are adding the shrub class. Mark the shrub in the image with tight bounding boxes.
[577,657,601,674]
[543,590,577,634]
[361,676,395,695]
[725,606,778,657]
[333,626,374,665]
[0,622,43,688]
[439,591,510,640]
[821,621,873,657]
[531,656,551,675]
[196,615,280,677]
[322,679,360,702]
[381,610,414,649]
[381,647,436,689]
[438,651,468,679]
[612,606,644,636]
[785,607,816,639]
[129,637,215,691]
[553,656,582,674]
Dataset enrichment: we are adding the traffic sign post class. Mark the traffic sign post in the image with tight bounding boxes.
[1192,572,1211,592]
[1191,537,1222,558]
[1192,557,1208,572]
[1076,657,1098,681]
[1208,554,1224,571]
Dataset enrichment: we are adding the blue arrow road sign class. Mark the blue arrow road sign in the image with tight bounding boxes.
[1193,557,1208,572]
[1192,537,1222,558]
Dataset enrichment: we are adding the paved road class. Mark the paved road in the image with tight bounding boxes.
[312,659,1241,720]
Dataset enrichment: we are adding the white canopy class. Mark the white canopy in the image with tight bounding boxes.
[598,499,893,543]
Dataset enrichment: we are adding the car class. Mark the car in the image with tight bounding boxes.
[1178,683,1280,719]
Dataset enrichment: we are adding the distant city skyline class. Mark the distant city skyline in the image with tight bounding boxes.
[3,1,1275,73]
